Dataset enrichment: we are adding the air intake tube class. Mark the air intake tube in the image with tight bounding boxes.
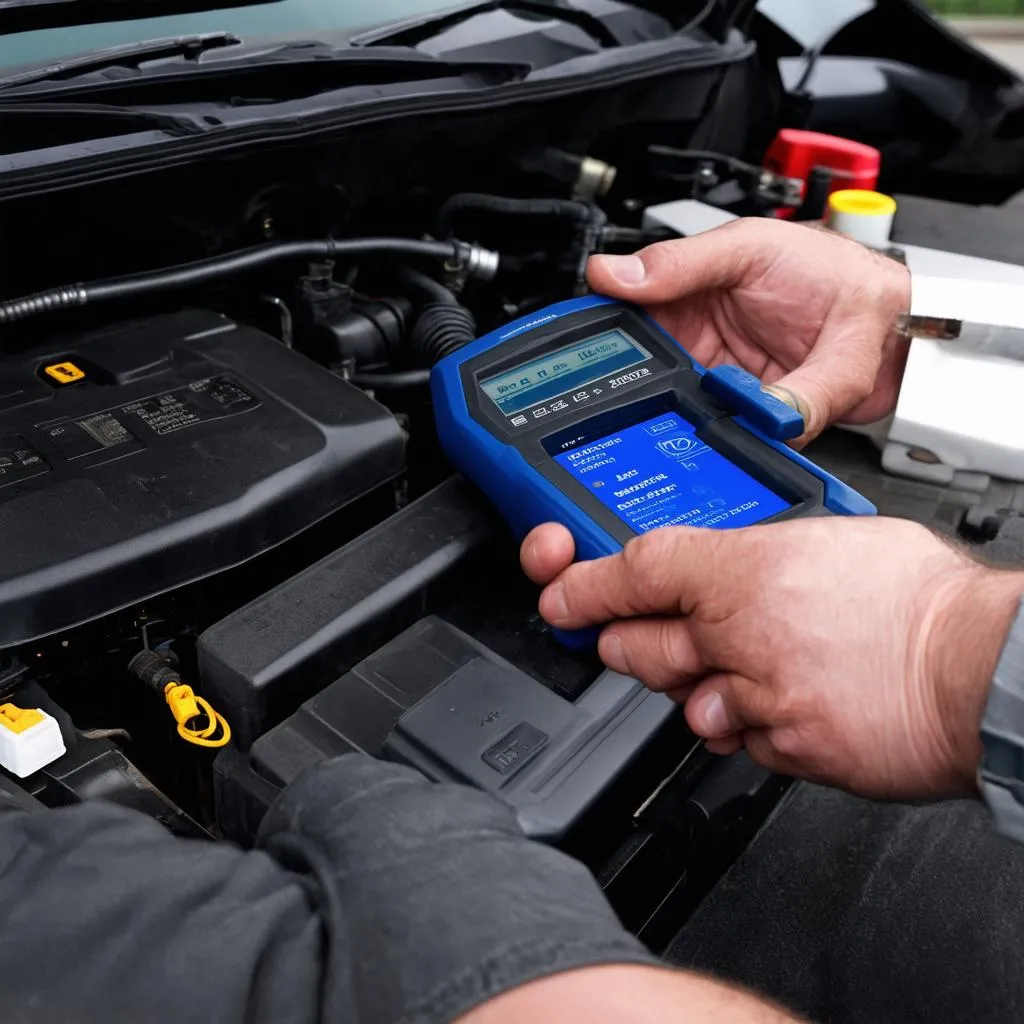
[350,268,477,390]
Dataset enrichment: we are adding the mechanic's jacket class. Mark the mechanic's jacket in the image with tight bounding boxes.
[0,755,654,1024]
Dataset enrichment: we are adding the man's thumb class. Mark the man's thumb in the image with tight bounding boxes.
[769,337,883,446]
[587,229,753,304]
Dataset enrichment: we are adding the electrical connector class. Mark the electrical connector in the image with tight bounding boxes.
[0,702,65,778]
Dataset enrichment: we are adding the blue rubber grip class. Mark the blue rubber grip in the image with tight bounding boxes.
[431,296,876,652]
[550,625,602,651]
[701,365,805,441]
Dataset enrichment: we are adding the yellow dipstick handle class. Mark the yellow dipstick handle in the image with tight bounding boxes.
[164,682,232,749]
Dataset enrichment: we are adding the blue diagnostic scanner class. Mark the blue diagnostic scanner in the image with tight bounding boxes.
[431,296,875,645]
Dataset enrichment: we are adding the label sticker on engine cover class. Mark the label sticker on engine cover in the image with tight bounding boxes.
[40,412,140,462]
[121,377,258,436]
[0,435,50,489]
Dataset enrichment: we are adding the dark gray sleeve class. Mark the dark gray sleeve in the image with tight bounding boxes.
[0,755,656,1024]
[0,789,323,1024]
[257,755,658,1024]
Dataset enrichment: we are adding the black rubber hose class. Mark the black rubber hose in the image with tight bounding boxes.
[386,263,477,366]
[794,167,832,222]
[599,225,677,249]
[411,303,477,366]
[351,369,431,389]
[391,266,457,306]
[0,238,467,325]
[434,193,593,240]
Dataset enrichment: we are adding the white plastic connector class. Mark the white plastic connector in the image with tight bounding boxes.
[0,704,65,778]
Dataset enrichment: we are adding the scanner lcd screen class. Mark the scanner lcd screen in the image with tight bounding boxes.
[480,329,651,417]
[554,411,791,532]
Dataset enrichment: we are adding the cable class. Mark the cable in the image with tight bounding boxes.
[600,225,678,249]
[433,192,607,291]
[793,8,856,94]
[351,369,431,389]
[647,145,762,179]
[679,0,716,34]
[0,237,499,325]
[723,0,758,35]
[86,239,455,302]
[434,193,595,240]
[645,144,802,207]
[795,41,826,94]
[391,266,458,305]
[80,728,133,744]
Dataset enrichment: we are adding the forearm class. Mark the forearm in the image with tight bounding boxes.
[458,964,804,1023]
[930,562,1024,793]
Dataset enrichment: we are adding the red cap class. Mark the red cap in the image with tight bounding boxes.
[764,130,882,217]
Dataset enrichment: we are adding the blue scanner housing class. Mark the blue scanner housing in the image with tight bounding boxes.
[432,296,875,647]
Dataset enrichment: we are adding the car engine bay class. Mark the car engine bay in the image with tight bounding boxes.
[4,0,1024,953]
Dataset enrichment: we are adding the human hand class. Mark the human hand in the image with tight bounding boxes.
[588,218,911,444]
[521,520,1024,800]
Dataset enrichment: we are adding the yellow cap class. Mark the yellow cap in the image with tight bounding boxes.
[828,190,897,218]
[43,361,86,384]
[0,704,44,734]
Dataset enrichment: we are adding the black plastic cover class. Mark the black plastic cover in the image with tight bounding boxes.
[0,309,405,648]
[236,616,675,842]
[198,476,499,748]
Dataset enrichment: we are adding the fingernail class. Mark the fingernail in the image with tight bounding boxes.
[697,692,732,737]
[543,582,569,623]
[600,632,628,674]
[523,540,537,565]
[763,385,815,433]
[600,254,646,286]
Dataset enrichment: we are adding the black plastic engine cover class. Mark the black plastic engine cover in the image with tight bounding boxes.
[0,309,406,648]
[220,615,675,843]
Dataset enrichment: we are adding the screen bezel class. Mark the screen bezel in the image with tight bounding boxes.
[460,305,678,442]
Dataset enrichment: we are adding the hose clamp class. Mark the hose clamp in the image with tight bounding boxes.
[449,243,500,282]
